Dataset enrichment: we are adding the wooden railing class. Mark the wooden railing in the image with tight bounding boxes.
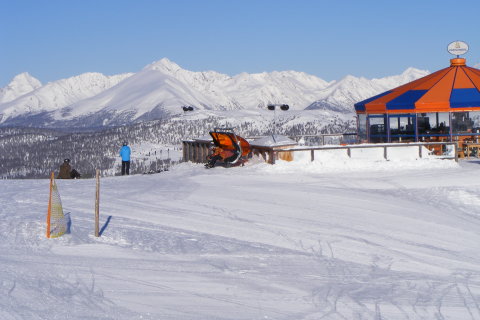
[182,140,459,164]
[269,142,458,164]
[182,140,211,163]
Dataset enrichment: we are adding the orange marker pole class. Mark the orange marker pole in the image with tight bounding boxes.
[46,171,54,238]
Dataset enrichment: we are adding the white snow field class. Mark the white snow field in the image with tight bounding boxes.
[1,154,480,319]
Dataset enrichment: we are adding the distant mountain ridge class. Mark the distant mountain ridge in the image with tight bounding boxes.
[0,59,429,128]
[306,68,430,113]
[0,72,42,104]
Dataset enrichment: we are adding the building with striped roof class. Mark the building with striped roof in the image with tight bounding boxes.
[354,57,480,143]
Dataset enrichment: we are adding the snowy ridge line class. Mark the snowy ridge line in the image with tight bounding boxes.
[0,58,429,127]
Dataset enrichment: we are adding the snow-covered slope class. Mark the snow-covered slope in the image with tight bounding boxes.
[0,72,132,123]
[1,154,480,319]
[0,72,42,103]
[306,68,430,112]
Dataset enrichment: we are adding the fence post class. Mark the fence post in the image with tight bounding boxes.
[384,146,388,160]
[311,149,314,162]
[347,148,351,158]
[200,143,206,163]
[95,169,100,237]
[184,142,190,162]
[193,143,198,163]
[419,145,422,159]
[188,142,194,162]
[182,141,187,162]
[269,149,276,164]
[454,142,458,162]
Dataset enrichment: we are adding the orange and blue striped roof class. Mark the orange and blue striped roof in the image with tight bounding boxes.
[355,58,480,114]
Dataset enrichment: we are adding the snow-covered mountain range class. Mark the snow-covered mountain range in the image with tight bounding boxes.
[0,58,429,128]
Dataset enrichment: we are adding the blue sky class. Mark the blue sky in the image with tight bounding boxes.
[1,0,479,87]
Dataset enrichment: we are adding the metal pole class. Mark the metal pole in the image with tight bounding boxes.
[95,169,100,237]
[273,107,276,137]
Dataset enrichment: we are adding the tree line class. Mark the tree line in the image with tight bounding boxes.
[0,115,354,179]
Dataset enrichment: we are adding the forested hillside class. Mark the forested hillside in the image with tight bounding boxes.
[0,115,354,179]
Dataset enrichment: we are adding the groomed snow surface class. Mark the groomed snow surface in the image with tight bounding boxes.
[1,150,480,319]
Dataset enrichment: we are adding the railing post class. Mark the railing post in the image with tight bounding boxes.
[384,146,388,160]
[311,149,314,162]
[202,143,209,163]
[269,149,276,164]
[194,143,200,163]
[197,143,203,163]
[182,141,187,162]
[188,142,194,162]
[419,145,422,159]
[454,142,458,162]
[192,143,196,163]
[347,148,351,157]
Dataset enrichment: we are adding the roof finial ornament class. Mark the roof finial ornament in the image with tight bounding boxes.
[448,41,468,66]
[448,40,469,58]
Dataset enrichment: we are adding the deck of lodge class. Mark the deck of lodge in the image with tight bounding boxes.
[182,133,355,165]
[181,137,281,165]
[182,134,461,164]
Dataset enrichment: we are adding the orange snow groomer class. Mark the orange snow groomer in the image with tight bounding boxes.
[205,129,251,168]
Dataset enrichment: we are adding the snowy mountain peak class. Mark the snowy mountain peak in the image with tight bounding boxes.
[400,67,430,79]
[305,67,430,113]
[10,72,41,87]
[144,58,182,73]
[0,72,42,104]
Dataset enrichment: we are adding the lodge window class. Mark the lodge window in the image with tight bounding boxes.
[452,111,480,135]
[389,114,415,142]
[417,112,450,138]
[358,114,367,142]
[368,115,387,143]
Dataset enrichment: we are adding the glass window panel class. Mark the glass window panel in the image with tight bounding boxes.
[389,115,415,142]
[368,115,387,143]
[418,112,449,135]
[471,111,480,135]
[437,112,450,134]
[452,112,474,134]
[358,114,367,141]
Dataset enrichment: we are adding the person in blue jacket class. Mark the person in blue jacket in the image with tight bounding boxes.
[119,141,131,175]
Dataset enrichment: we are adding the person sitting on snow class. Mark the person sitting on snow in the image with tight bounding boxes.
[58,159,72,179]
[58,159,81,179]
